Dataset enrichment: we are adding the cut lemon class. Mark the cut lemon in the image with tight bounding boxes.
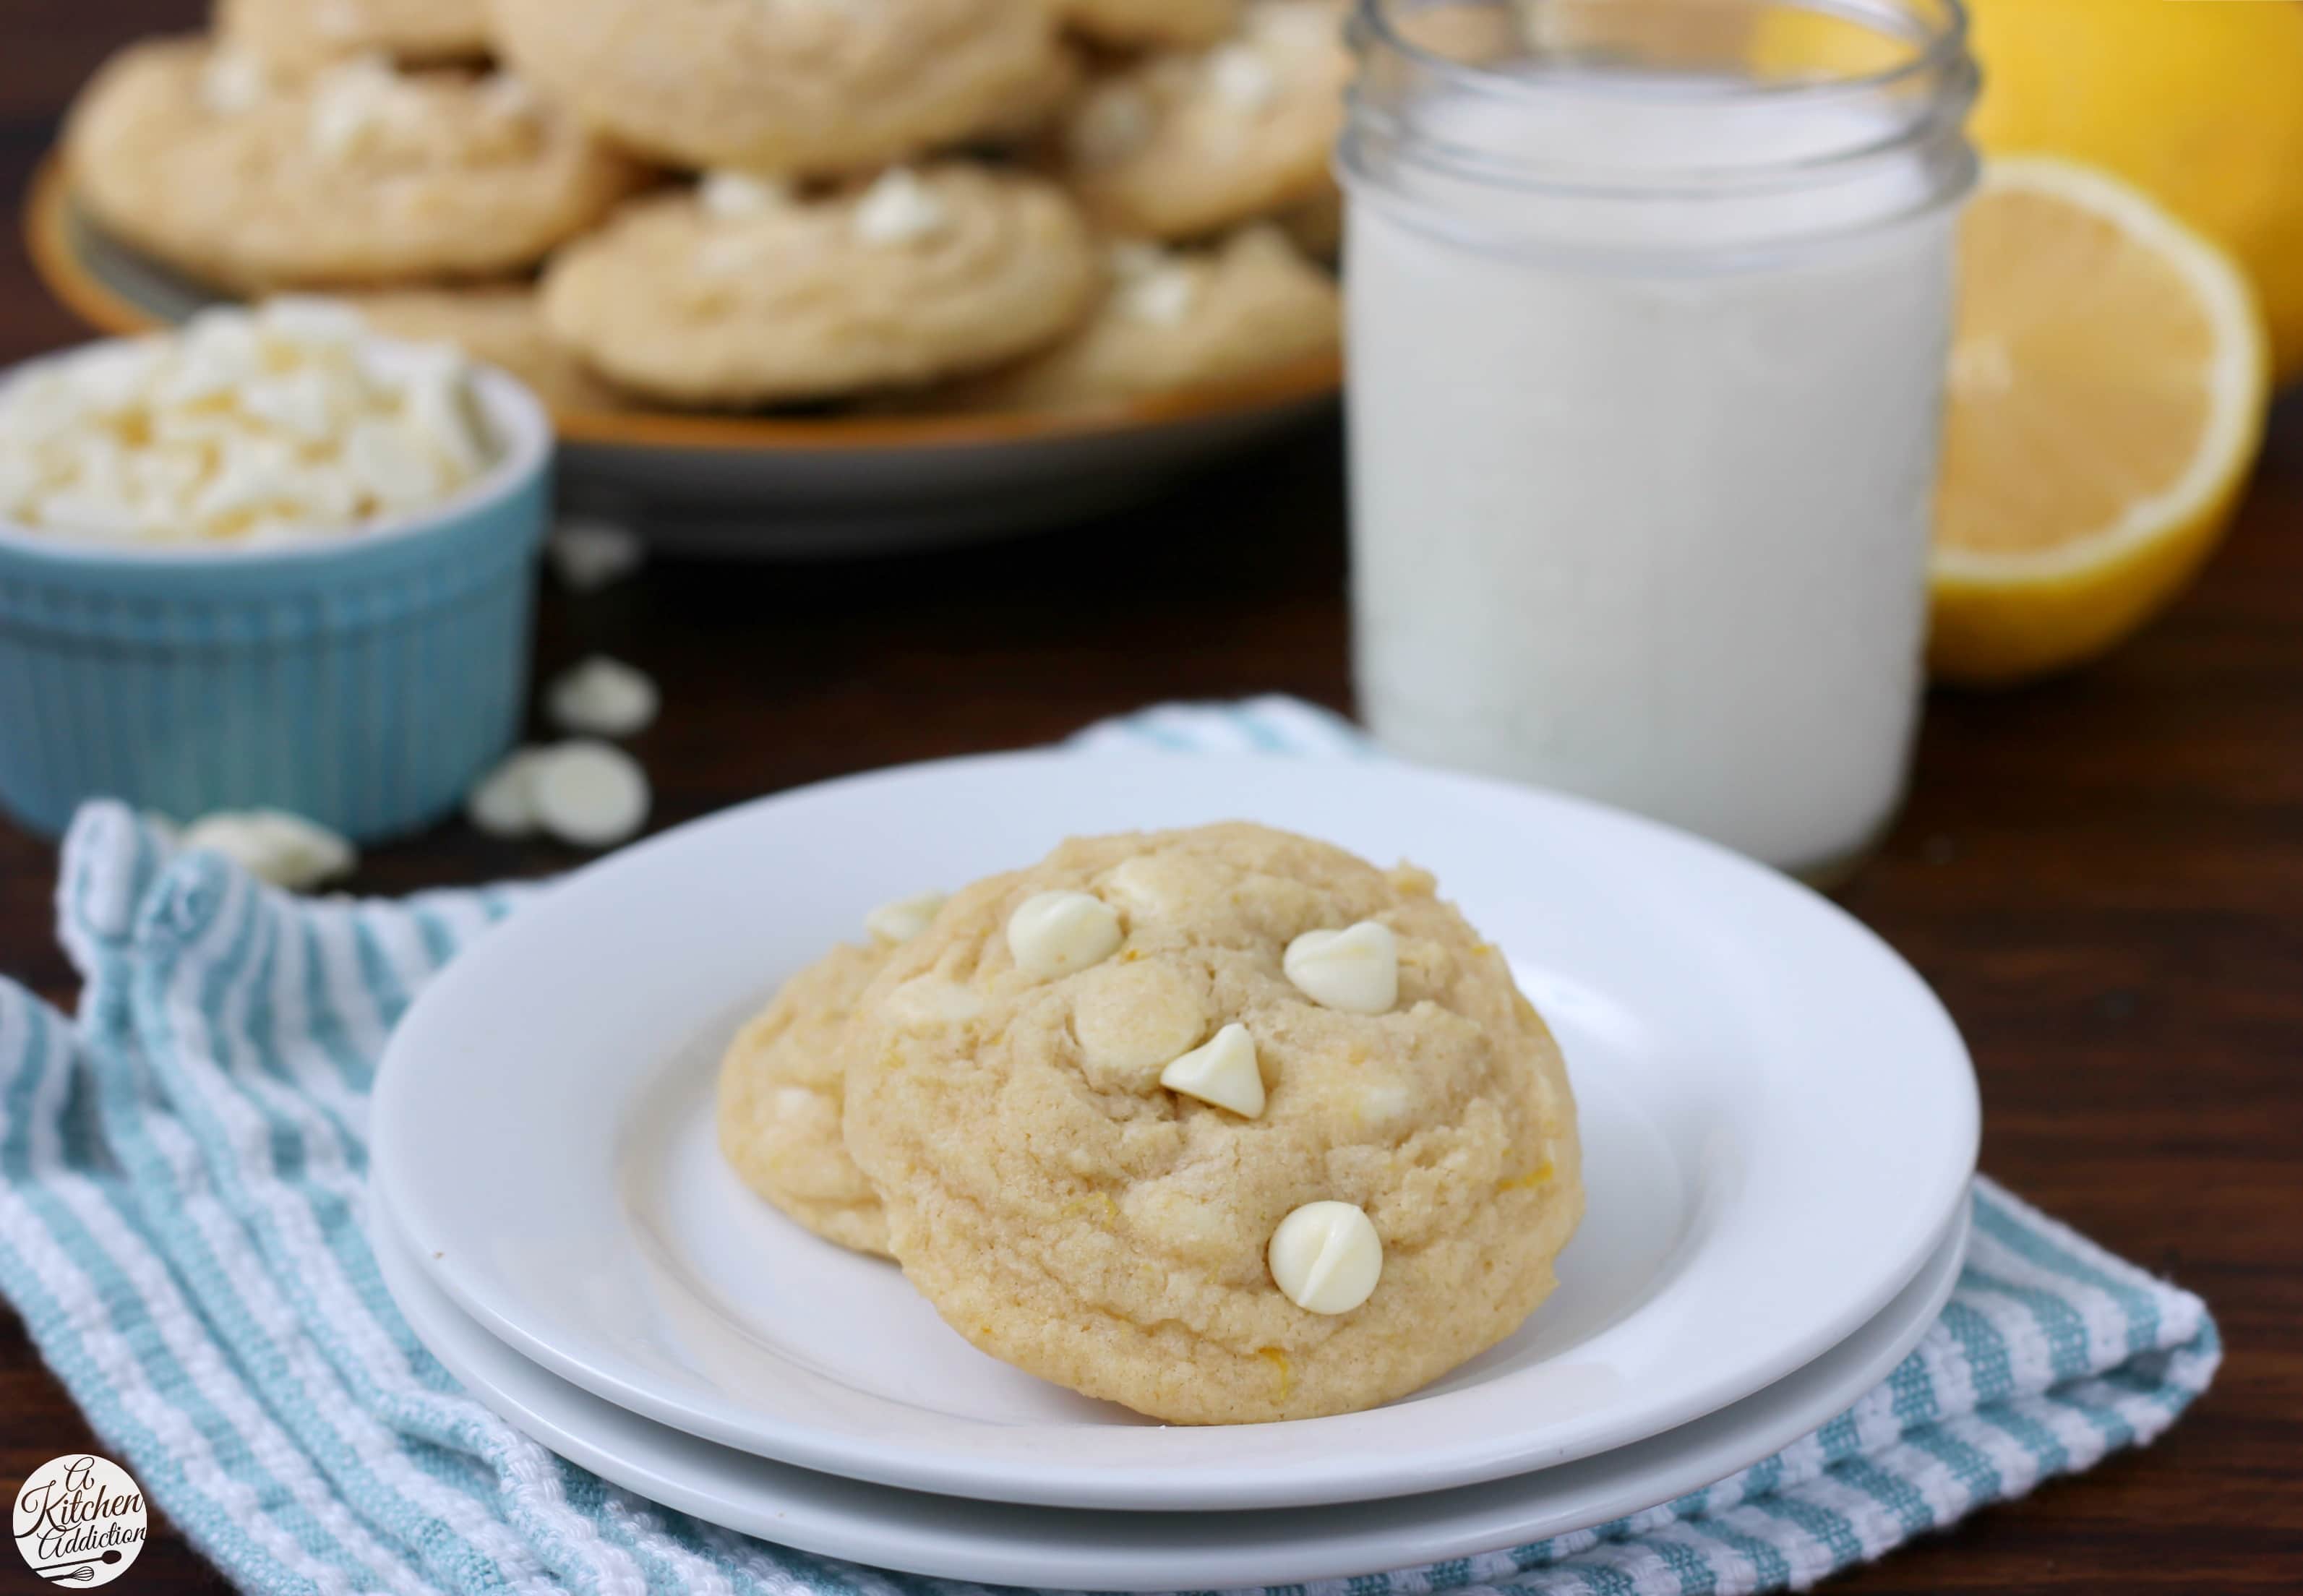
[1929,158,2272,687]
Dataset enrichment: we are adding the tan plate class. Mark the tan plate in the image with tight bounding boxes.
[23,155,1343,554]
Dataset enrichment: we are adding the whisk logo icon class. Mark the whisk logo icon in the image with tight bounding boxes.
[13,1455,145,1586]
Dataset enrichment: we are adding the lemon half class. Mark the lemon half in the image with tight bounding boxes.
[1928,158,2271,687]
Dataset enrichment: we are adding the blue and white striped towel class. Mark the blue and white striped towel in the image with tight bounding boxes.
[0,699,2219,1595]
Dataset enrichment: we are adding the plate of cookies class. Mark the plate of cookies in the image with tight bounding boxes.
[369,752,1981,1532]
[28,0,1349,554]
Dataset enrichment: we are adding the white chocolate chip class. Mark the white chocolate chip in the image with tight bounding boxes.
[699,169,794,220]
[1208,44,1280,111]
[851,168,948,246]
[1068,87,1154,168]
[1283,922,1399,1013]
[181,810,356,891]
[531,740,651,848]
[1118,266,1200,327]
[547,518,646,591]
[1269,1200,1382,1315]
[883,975,984,1030]
[546,656,659,739]
[465,747,551,837]
[1160,1024,1265,1117]
[865,890,948,945]
[1006,890,1123,979]
[199,49,269,114]
[308,57,417,162]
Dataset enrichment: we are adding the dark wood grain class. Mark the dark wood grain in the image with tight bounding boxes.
[1,7,2299,1591]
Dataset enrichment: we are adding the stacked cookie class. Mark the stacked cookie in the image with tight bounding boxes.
[61,0,1346,416]
[717,823,1584,1424]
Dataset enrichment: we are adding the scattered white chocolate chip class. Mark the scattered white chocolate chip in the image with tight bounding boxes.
[181,810,356,891]
[531,739,651,848]
[1208,43,1280,111]
[699,169,794,220]
[1160,1023,1265,1118]
[546,518,646,591]
[1068,87,1154,168]
[865,890,948,945]
[1283,922,1399,1013]
[852,168,948,246]
[1006,890,1123,979]
[199,49,268,114]
[545,655,659,738]
[1268,1200,1382,1315]
[464,746,552,836]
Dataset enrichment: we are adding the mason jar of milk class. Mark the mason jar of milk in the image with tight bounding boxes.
[1341,0,1978,878]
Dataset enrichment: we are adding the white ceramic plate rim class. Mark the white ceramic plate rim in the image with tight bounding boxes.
[372,1188,1972,1589]
[372,751,1980,1510]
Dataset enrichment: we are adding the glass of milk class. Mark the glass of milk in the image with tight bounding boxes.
[1341,0,1978,879]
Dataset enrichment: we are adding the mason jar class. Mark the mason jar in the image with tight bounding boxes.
[1340,0,1978,878]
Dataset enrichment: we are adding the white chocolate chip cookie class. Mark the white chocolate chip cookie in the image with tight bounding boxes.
[66,41,646,291]
[1058,0,1350,241]
[717,941,895,1258]
[486,0,1065,177]
[1062,0,1242,49]
[314,285,630,412]
[927,225,1338,411]
[218,0,491,72]
[842,823,1583,1425]
[540,164,1100,407]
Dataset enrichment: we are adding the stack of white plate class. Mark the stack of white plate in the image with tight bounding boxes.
[371,752,1980,1590]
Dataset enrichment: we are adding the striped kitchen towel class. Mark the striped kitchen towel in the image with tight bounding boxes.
[0,700,2220,1595]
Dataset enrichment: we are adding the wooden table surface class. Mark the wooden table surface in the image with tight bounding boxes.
[3,7,2300,1592]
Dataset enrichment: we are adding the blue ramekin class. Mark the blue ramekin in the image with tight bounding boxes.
[0,356,553,843]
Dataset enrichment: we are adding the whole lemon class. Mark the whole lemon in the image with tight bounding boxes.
[1965,0,2303,382]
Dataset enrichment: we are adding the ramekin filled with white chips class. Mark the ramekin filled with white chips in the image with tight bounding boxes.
[0,299,552,839]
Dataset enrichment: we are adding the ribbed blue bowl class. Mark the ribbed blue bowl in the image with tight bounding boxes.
[0,363,553,843]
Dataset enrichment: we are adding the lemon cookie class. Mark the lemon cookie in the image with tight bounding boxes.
[318,286,627,412]
[842,823,1583,1425]
[1063,0,1242,49]
[717,943,895,1256]
[932,226,1338,410]
[541,164,1100,407]
[487,0,1063,177]
[67,42,646,291]
[217,0,490,71]
[1059,0,1350,241]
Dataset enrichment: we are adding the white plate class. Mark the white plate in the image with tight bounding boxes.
[371,752,1978,1511]
[374,1188,1970,1589]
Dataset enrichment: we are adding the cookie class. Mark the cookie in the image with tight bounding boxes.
[842,823,1583,1425]
[321,286,628,412]
[216,0,491,71]
[1058,0,1350,241]
[1063,0,1241,49]
[66,41,646,291]
[716,942,895,1257]
[929,226,1338,411]
[487,0,1065,177]
[541,164,1100,407]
